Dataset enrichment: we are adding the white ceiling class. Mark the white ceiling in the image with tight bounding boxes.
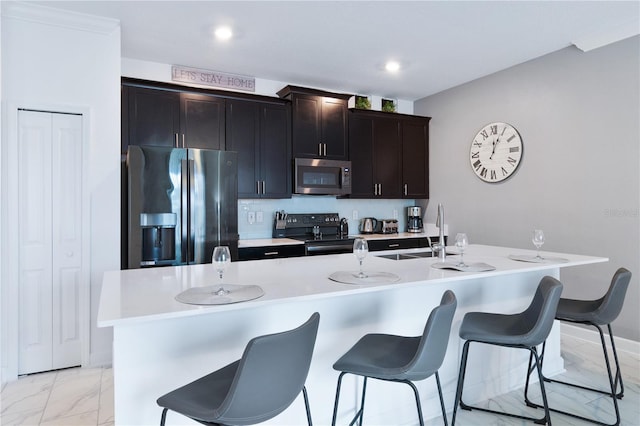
[28,1,640,100]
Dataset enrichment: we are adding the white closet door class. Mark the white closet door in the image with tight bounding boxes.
[18,110,82,375]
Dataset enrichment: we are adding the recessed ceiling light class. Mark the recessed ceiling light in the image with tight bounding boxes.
[214,26,233,41]
[385,61,400,72]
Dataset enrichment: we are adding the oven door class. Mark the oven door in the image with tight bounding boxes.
[294,158,351,195]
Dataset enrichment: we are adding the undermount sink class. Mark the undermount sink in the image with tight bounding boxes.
[377,251,456,260]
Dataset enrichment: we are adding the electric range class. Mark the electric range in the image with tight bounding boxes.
[272,212,354,255]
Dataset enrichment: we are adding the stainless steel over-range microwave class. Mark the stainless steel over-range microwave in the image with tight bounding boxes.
[294,158,352,196]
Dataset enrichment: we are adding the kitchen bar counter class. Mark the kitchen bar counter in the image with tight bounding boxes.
[99,245,607,425]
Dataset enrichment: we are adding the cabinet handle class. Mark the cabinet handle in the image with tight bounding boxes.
[388,243,400,248]
[323,143,327,156]
[264,251,279,256]
[404,183,408,196]
[261,181,266,194]
[174,133,179,148]
[182,134,186,148]
[378,183,382,196]
[256,181,261,195]
[318,143,323,156]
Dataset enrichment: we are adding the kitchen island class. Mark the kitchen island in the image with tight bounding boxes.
[98,245,607,425]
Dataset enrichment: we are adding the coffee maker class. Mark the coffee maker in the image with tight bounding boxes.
[407,206,423,233]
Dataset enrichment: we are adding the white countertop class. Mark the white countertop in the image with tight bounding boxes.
[98,244,607,327]
[238,238,304,248]
[238,231,437,248]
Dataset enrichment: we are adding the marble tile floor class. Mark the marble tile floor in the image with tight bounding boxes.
[1,334,638,425]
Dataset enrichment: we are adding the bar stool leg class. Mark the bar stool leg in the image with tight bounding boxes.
[454,341,551,425]
[451,340,471,425]
[331,373,367,426]
[302,386,313,426]
[525,325,622,426]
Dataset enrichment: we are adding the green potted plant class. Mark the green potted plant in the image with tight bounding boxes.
[355,95,371,110]
[381,98,396,113]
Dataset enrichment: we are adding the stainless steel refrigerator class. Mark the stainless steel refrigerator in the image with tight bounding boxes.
[127,145,238,268]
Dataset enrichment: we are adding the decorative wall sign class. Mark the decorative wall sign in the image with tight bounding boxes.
[171,65,255,92]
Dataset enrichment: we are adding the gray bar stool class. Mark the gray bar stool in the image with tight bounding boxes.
[331,290,457,426]
[157,312,320,426]
[524,267,632,426]
[452,276,563,425]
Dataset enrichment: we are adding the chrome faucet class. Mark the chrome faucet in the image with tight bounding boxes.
[434,203,446,261]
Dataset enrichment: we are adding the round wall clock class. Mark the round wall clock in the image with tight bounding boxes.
[469,122,523,183]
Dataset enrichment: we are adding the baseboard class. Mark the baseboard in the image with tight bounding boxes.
[561,323,640,354]
[88,350,113,368]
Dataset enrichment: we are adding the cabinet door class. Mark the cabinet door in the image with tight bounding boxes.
[260,104,291,198]
[402,119,430,198]
[348,114,375,198]
[321,98,348,159]
[181,93,225,150]
[373,118,402,198]
[291,95,321,157]
[226,99,260,198]
[126,86,180,148]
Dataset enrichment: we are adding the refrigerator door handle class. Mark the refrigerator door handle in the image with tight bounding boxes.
[181,158,189,263]
[188,158,196,263]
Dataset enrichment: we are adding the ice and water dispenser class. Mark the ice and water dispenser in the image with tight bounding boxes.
[140,213,176,266]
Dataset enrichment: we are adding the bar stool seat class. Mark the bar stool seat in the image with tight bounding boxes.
[157,312,320,426]
[525,267,632,426]
[452,276,563,426]
[331,290,457,426]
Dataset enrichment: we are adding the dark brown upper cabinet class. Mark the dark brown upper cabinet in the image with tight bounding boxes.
[122,84,225,152]
[226,99,291,199]
[180,93,225,150]
[277,86,351,160]
[348,109,430,199]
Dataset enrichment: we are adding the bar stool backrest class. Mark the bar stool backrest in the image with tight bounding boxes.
[593,267,632,325]
[407,290,457,380]
[520,276,563,347]
[213,312,320,425]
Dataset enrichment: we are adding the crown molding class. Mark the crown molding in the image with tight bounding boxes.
[2,1,120,35]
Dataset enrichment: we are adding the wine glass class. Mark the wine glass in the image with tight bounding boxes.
[212,246,231,296]
[353,238,369,278]
[532,229,545,260]
[454,233,469,267]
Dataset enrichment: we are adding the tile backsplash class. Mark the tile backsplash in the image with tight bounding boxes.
[238,196,421,239]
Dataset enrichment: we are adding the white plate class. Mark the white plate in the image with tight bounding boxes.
[509,254,569,263]
[176,284,264,305]
[329,271,400,285]
[431,262,496,272]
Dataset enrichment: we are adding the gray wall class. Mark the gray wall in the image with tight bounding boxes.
[415,36,639,341]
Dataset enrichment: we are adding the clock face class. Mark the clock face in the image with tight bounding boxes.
[470,122,523,183]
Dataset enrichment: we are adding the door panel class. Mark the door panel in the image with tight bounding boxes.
[18,110,82,375]
[321,99,348,159]
[51,113,82,369]
[181,93,225,150]
[260,104,291,198]
[373,118,402,198]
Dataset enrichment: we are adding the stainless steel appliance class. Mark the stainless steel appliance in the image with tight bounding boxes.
[339,217,349,237]
[294,158,352,195]
[376,219,399,234]
[407,206,423,233]
[359,217,377,234]
[272,212,354,255]
[127,145,238,268]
